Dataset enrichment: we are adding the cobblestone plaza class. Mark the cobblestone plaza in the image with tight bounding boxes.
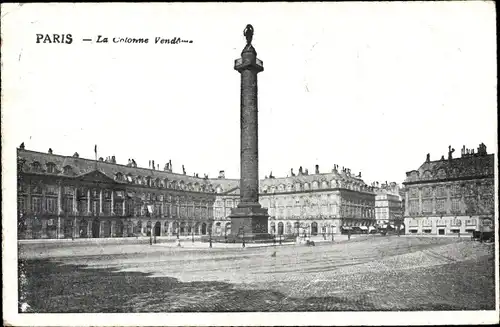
[18,236,495,312]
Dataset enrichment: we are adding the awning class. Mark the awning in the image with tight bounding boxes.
[342,226,352,230]
[381,224,388,229]
[390,225,395,228]
[368,226,376,231]
[359,226,368,230]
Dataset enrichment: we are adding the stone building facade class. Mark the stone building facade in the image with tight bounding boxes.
[17,147,378,239]
[214,166,377,237]
[373,182,404,227]
[403,143,495,236]
[17,147,217,239]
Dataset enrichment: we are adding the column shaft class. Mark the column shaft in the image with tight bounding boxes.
[240,70,259,205]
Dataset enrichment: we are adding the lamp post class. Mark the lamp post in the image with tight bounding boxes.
[239,226,245,248]
[192,224,195,243]
[208,219,213,248]
[242,229,246,248]
[480,217,483,243]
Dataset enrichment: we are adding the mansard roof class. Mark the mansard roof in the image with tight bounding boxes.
[16,148,373,194]
[404,153,494,184]
[259,171,373,194]
[261,171,363,186]
[17,148,216,192]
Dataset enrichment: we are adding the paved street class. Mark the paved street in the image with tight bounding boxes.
[18,236,495,312]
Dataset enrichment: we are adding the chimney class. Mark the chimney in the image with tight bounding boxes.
[218,170,225,179]
[48,148,53,154]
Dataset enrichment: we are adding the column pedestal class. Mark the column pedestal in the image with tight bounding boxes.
[229,206,270,240]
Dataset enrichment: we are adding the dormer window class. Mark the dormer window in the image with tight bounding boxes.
[46,163,55,173]
[18,159,26,172]
[31,161,41,172]
[115,172,123,182]
[63,165,73,175]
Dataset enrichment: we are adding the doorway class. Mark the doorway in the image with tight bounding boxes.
[154,222,161,236]
[92,219,100,238]
[311,222,318,236]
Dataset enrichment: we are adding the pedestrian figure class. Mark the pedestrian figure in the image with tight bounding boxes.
[348,230,351,241]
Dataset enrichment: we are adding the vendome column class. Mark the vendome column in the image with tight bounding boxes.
[230,25,269,239]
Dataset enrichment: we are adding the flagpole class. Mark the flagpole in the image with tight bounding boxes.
[94,144,98,170]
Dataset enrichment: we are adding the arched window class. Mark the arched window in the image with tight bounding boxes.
[311,222,318,235]
[278,222,284,235]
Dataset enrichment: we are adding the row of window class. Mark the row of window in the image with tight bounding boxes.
[114,173,215,193]
[21,161,72,175]
[20,185,213,205]
[409,167,492,181]
[19,196,214,217]
[261,180,368,194]
[408,197,491,215]
[408,218,477,227]
[408,181,493,199]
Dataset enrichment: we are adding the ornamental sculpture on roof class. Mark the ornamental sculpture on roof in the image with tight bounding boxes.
[244,24,254,45]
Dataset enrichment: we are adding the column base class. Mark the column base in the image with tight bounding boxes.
[229,205,271,242]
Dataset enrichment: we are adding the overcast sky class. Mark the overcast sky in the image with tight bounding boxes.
[2,2,497,185]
